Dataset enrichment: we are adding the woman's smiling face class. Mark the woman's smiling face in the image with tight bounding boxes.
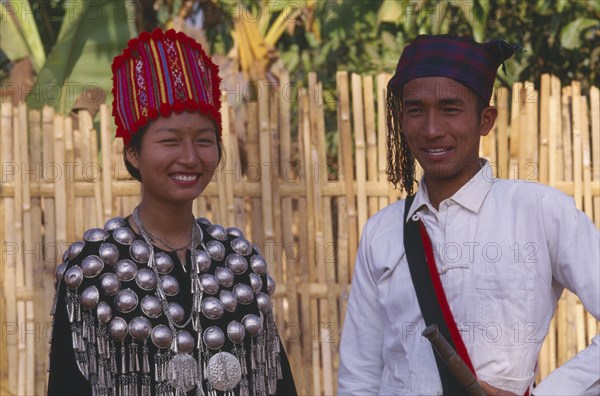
[125,111,220,206]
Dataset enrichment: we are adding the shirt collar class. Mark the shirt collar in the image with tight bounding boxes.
[405,159,495,221]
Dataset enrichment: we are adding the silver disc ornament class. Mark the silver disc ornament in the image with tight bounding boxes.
[227,321,245,344]
[250,255,268,276]
[104,217,125,231]
[206,240,226,261]
[99,243,119,265]
[83,228,109,242]
[207,352,242,391]
[55,263,67,283]
[81,255,104,278]
[226,227,244,238]
[207,224,228,241]
[256,292,272,315]
[215,267,234,287]
[267,274,276,296]
[154,252,174,274]
[159,275,180,296]
[135,268,157,291]
[99,273,121,296]
[109,317,128,341]
[141,295,162,318]
[63,266,83,289]
[201,297,225,320]
[202,326,225,350]
[168,303,186,324]
[242,314,263,337]
[80,286,100,309]
[115,289,139,313]
[67,241,85,260]
[113,227,135,245]
[231,237,253,256]
[129,316,152,340]
[197,217,211,226]
[151,324,173,349]
[249,273,263,293]
[168,353,198,392]
[219,290,238,312]
[233,283,254,305]
[226,253,248,275]
[200,274,219,295]
[115,259,138,282]
[175,330,195,354]
[97,302,113,325]
[195,249,212,272]
[130,239,151,263]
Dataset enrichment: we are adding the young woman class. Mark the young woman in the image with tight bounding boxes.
[48,28,297,396]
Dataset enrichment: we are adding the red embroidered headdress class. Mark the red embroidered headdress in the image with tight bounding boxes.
[111,29,222,145]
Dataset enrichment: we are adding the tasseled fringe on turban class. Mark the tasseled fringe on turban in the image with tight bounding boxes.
[386,90,417,196]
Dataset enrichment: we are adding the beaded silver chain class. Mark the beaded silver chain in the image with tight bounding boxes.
[132,206,203,331]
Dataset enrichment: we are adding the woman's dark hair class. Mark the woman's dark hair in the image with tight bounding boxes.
[122,121,223,182]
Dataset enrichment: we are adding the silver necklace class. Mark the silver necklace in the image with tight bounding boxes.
[132,206,204,393]
[133,206,194,271]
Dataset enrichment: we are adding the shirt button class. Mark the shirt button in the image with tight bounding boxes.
[412,214,419,221]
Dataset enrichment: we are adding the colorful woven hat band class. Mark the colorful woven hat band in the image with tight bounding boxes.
[388,35,520,104]
[111,29,222,146]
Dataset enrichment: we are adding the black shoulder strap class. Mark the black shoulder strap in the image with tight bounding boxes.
[403,195,467,395]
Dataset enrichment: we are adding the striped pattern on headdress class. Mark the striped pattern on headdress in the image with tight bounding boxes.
[111,29,222,145]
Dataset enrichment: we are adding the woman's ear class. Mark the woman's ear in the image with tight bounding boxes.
[125,146,140,170]
[479,106,498,137]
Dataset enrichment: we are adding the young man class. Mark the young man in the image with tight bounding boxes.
[338,35,599,395]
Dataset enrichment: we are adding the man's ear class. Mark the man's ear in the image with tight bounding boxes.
[479,106,498,137]
[125,146,140,169]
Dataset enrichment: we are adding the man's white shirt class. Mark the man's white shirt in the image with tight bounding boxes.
[338,160,600,395]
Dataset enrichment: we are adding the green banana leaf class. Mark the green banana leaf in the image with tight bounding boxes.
[0,0,46,72]
[27,0,136,114]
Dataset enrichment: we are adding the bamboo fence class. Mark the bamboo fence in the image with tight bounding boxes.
[0,72,599,395]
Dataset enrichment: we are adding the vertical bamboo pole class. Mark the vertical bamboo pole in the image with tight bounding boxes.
[561,86,573,185]
[590,87,600,227]
[295,91,312,393]
[53,113,68,275]
[496,87,510,179]
[73,127,85,236]
[42,105,58,323]
[552,77,564,183]
[337,71,358,276]
[363,75,378,217]
[258,81,275,255]
[278,68,302,392]
[220,97,236,226]
[309,73,336,395]
[509,82,522,179]
[28,108,46,396]
[517,84,529,180]
[64,118,76,242]
[12,103,26,396]
[525,83,538,181]
[351,74,368,234]
[1,102,18,392]
[572,82,583,210]
[100,105,113,219]
[581,96,593,220]
[246,102,263,244]
[548,84,558,187]
[539,74,551,184]
[299,90,320,395]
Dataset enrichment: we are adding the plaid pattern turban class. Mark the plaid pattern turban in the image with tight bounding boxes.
[111,29,222,146]
[388,35,519,104]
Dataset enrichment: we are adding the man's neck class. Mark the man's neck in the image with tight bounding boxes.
[424,163,483,210]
